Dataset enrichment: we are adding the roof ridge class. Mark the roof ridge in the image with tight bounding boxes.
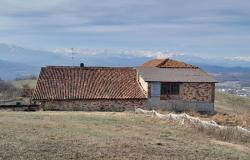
[141,58,198,68]
[44,66,135,70]
[156,58,169,67]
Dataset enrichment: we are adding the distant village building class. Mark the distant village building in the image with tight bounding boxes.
[32,59,217,113]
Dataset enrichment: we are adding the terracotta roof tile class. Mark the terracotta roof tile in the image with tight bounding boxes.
[141,58,198,68]
[33,66,147,100]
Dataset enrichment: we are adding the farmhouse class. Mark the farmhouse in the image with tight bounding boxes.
[32,66,147,111]
[137,59,217,113]
[32,59,217,112]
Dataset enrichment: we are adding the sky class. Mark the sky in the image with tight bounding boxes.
[0,0,250,58]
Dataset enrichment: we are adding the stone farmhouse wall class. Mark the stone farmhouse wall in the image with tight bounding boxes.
[149,82,215,102]
[42,99,146,111]
[38,82,215,113]
[147,82,215,113]
[180,83,215,102]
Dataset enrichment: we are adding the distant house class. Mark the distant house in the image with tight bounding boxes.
[32,58,217,113]
[137,59,217,113]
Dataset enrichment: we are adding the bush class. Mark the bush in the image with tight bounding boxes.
[0,78,22,100]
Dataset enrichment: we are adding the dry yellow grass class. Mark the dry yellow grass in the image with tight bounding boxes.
[9,79,37,89]
[215,92,250,114]
[211,113,250,129]
[212,92,250,130]
[0,111,250,160]
[180,92,250,131]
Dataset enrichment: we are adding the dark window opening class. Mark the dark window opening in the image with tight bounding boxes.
[161,82,180,95]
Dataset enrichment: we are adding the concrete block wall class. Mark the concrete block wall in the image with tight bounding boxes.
[146,97,214,113]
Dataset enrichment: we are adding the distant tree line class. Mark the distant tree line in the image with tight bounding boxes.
[15,75,37,81]
[0,78,14,91]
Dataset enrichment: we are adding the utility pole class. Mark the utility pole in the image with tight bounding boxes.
[71,48,75,66]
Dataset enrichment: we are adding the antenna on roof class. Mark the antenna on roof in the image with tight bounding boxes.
[71,48,75,66]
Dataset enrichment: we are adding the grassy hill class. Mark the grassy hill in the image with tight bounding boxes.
[9,79,37,89]
[1,86,250,159]
[215,92,250,114]
[0,111,249,160]
[0,80,37,105]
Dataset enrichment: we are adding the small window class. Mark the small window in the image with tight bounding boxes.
[161,82,180,95]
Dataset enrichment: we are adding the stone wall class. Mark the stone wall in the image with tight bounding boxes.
[42,99,146,111]
[39,82,215,113]
[0,105,40,111]
[149,82,215,102]
[180,83,214,102]
[147,82,215,113]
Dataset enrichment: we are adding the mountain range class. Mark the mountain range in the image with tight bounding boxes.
[1,43,250,80]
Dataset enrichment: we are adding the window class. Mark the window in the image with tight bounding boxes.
[161,82,180,95]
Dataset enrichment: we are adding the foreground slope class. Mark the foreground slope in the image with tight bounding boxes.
[0,112,249,160]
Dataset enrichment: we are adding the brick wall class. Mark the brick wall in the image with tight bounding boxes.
[42,99,146,111]
[180,83,214,102]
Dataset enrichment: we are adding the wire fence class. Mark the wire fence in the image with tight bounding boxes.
[135,108,250,143]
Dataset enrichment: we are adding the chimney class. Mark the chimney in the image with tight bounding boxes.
[80,63,84,67]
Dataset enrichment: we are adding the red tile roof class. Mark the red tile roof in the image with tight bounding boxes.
[142,58,198,68]
[32,66,147,100]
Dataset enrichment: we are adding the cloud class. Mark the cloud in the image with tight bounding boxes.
[0,0,250,57]
[52,48,184,58]
[0,16,27,29]
[0,0,69,13]
[68,25,135,33]
[1,0,250,30]
[224,56,250,62]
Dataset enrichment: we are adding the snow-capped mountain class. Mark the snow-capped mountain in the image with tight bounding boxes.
[1,43,250,79]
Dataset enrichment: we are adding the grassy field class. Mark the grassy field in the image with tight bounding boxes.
[215,91,250,114]
[0,111,250,160]
[9,79,37,89]
[0,89,250,159]
[211,92,250,129]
